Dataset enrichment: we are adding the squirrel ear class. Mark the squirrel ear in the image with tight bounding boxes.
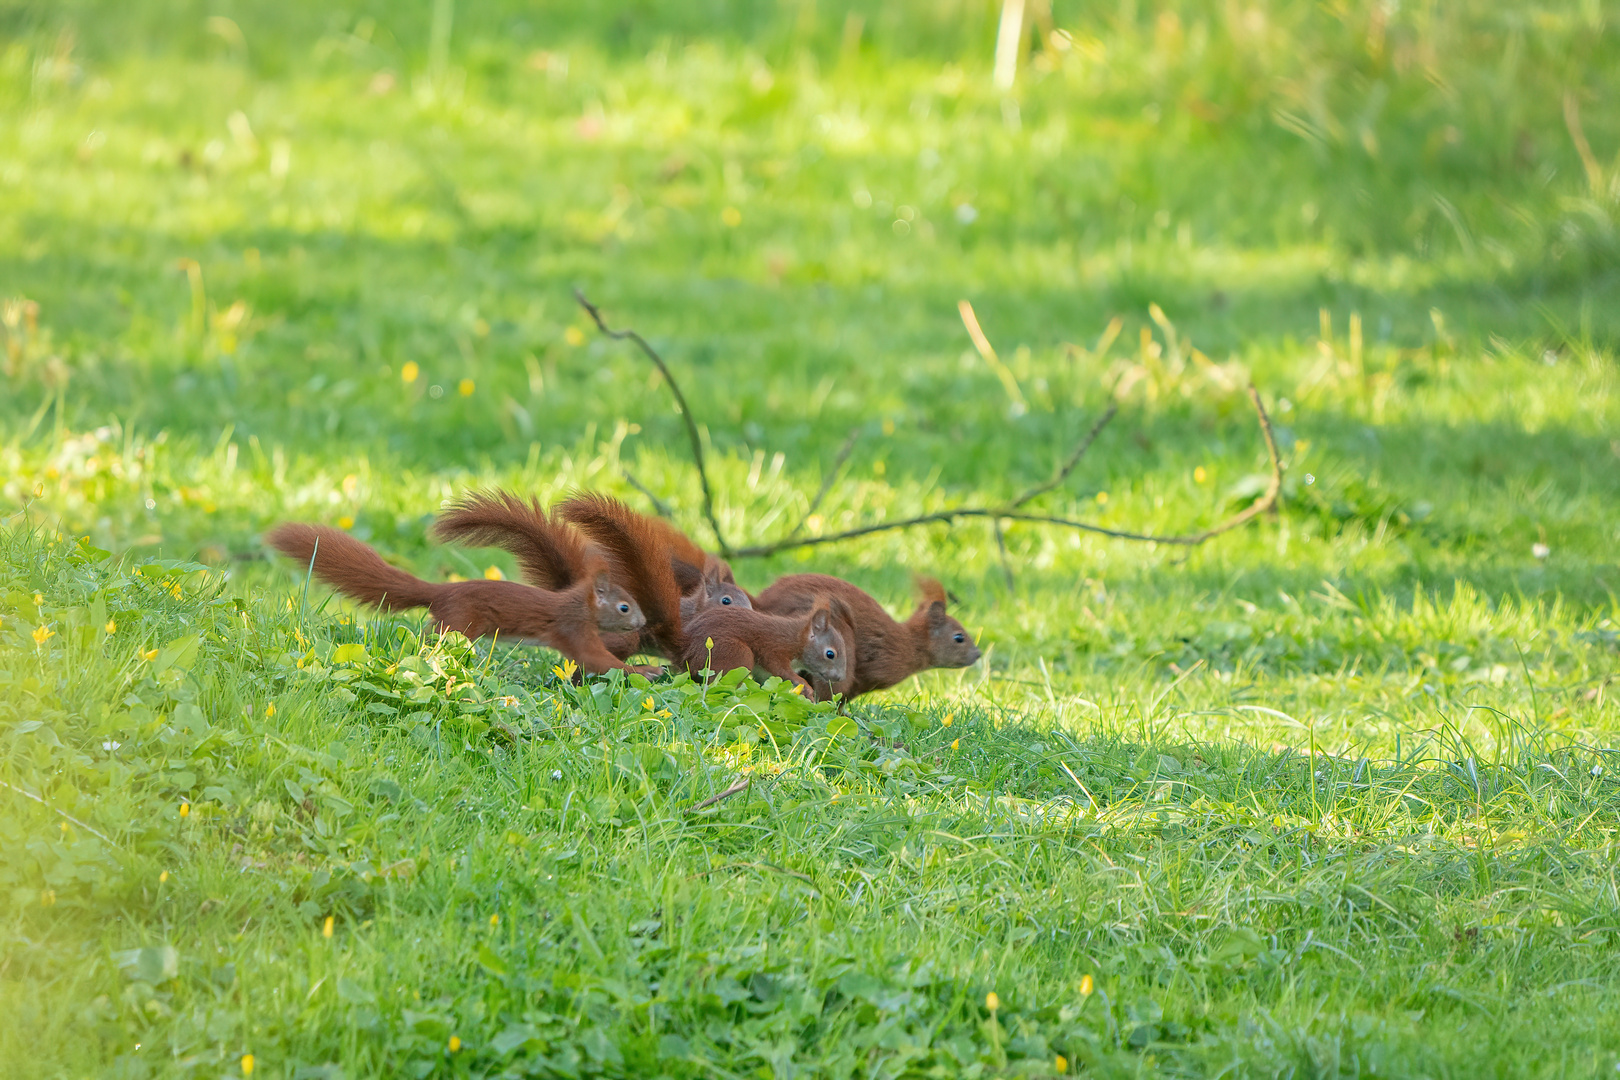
[811,605,831,633]
[593,571,612,597]
[927,600,949,629]
[703,561,723,597]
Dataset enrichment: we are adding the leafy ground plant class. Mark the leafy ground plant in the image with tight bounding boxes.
[3,1,1620,1077]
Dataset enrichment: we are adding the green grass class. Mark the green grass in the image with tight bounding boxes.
[3,1,1620,1076]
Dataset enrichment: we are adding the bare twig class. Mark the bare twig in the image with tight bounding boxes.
[620,466,673,519]
[687,778,750,812]
[1006,403,1119,510]
[572,297,1283,561]
[992,518,1016,593]
[789,426,862,538]
[732,384,1282,557]
[574,289,731,555]
[0,779,115,844]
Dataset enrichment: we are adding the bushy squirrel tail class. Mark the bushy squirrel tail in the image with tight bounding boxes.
[265,523,440,610]
[431,489,594,589]
[557,492,683,637]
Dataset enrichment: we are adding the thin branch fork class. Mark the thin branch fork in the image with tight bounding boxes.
[574,289,732,555]
[574,292,1285,562]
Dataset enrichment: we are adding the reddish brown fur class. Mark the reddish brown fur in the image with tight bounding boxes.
[753,573,981,700]
[431,491,593,589]
[265,523,643,675]
[432,489,745,662]
[681,600,848,698]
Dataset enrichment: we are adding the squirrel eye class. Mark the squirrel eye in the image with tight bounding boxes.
[825,649,836,659]
[619,603,630,613]
[953,633,965,643]
[721,596,732,605]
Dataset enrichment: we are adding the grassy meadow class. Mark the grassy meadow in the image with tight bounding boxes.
[3,0,1620,1075]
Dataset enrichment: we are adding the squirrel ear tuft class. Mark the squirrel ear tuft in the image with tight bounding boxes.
[914,575,947,606]
[811,605,831,632]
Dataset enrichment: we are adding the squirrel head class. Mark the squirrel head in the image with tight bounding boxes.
[591,569,645,632]
[915,577,981,669]
[800,600,848,686]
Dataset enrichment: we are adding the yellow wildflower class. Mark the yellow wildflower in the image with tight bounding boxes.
[337,516,354,530]
[720,205,742,227]
[458,379,475,397]
[941,713,953,728]
[105,619,117,634]
[563,326,585,346]
[142,647,160,661]
[985,991,1000,1012]
[241,1053,255,1076]
[33,592,44,607]
[179,802,190,818]
[448,1035,462,1052]
[1080,974,1094,996]
[1095,491,1109,505]
[266,702,276,717]
[323,915,334,938]
[32,625,54,645]
[552,658,578,681]
[1194,466,1207,484]
[483,565,503,580]
[658,709,672,718]
[644,697,655,710]
[705,637,714,650]
[1055,1054,1069,1073]
[160,871,169,883]
[951,738,960,750]
[489,913,499,928]
[400,361,420,383]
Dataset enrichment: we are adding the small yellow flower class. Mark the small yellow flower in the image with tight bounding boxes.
[142,647,160,661]
[1055,1054,1069,1073]
[448,1035,462,1052]
[32,592,44,607]
[160,871,169,883]
[1193,466,1208,484]
[483,565,503,580]
[458,378,475,397]
[564,325,585,346]
[32,625,54,645]
[105,619,117,634]
[551,658,578,681]
[241,1053,255,1076]
[705,637,714,650]
[941,713,953,728]
[951,738,960,750]
[657,709,672,718]
[720,205,742,227]
[323,915,334,938]
[337,515,355,530]
[1079,973,1094,996]
[40,888,56,907]
[401,361,420,384]
[644,697,655,710]
[179,802,190,818]
[265,702,276,717]
[1095,491,1109,505]
[489,913,499,927]
[985,991,1000,1012]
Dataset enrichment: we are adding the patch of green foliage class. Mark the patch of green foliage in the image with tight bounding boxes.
[2,0,1620,1076]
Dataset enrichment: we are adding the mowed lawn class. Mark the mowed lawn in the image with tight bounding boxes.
[3,2,1619,1076]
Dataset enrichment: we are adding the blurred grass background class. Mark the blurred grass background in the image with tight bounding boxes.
[2,2,1620,1075]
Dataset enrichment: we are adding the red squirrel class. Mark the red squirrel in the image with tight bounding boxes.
[434,490,745,662]
[753,574,981,699]
[264,522,644,675]
[681,599,849,698]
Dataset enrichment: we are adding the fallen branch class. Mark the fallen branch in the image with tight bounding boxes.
[574,293,1284,562]
[575,289,732,555]
[687,777,750,812]
[0,779,115,844]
